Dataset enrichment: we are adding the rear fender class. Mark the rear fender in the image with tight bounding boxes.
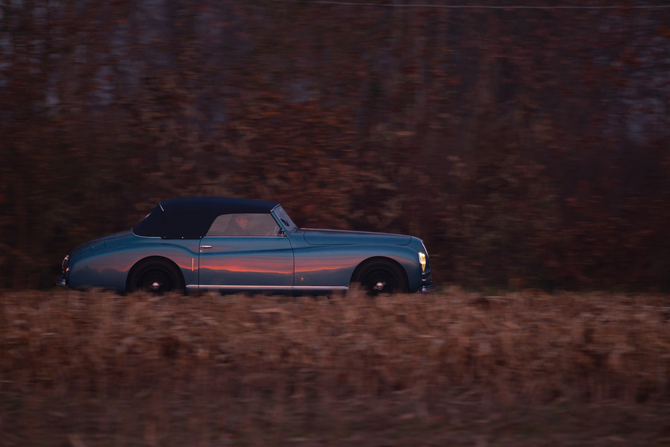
[67,241,199,293]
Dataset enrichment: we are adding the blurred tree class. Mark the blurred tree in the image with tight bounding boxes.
[1,0,669,290]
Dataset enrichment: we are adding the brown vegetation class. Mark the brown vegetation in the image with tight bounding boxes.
[2,1,670,291]
[1,289,670,445]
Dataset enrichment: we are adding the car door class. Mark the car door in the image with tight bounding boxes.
[198,213,294,291]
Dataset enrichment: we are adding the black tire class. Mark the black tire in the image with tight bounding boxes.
[127,258,184,294]
[352,259,409,296]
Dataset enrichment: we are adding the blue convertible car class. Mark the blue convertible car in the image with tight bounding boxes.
[56,197,434,295]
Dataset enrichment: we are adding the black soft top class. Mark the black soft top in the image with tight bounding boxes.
[133,197,279,239]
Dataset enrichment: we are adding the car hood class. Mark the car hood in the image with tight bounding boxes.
[301,229,412,246]
[70,230,135,258]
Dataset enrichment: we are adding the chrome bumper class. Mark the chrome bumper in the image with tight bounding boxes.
[418,267,434,293]
[55,275,68,288]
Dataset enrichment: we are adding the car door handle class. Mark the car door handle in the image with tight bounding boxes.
[201,245,213,249]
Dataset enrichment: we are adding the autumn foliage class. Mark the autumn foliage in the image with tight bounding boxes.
[1,1,670,291]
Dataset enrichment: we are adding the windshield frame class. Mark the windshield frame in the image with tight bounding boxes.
[271,205,299,233]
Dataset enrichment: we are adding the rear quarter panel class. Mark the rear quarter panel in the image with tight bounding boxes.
[67,237,199,293]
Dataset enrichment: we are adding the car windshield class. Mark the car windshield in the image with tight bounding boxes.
[273,206,299,233]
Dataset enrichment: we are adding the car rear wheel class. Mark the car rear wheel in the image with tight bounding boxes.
[127,258,184,294]
[352,259,409,296]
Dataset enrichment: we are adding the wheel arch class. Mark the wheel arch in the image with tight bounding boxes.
[125,256,186,293]
[350,256,409,288]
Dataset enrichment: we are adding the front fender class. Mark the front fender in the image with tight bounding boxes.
[292,244,423,292]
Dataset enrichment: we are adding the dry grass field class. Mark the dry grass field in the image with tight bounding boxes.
[1,288,670,446]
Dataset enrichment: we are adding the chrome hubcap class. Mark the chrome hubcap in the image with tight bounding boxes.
[152,281,162,291]
[374,281,386,291]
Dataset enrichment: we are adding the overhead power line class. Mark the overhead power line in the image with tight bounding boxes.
[273,1,670,9]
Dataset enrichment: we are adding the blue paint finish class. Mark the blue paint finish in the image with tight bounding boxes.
[288,230,425,292]
[57,198,434,294]
[66,233,199,293]
[198,236,293,291]
[302,229,412,246]
[292,246,362,287]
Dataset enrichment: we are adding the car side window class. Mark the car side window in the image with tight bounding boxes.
[206,213,280,237]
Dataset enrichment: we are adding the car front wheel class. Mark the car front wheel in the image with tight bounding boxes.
[127,258,184,294]
[352,259,409,296]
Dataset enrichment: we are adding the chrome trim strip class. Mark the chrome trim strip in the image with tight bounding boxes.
[186,285,349,291]
[131,230,161,239]
[202,236,285,239]
[159,202,165,211]
[187,285,293,290]
[418,285,436,294]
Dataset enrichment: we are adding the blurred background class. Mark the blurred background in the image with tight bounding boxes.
[1,0,670,291]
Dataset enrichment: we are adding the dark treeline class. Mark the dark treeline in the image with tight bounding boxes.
[1,0,669,291]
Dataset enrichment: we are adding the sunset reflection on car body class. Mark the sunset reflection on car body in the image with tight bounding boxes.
[57,197,434,296]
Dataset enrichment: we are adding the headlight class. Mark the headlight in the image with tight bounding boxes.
[418,252,426,272]
[62,255,69,271]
